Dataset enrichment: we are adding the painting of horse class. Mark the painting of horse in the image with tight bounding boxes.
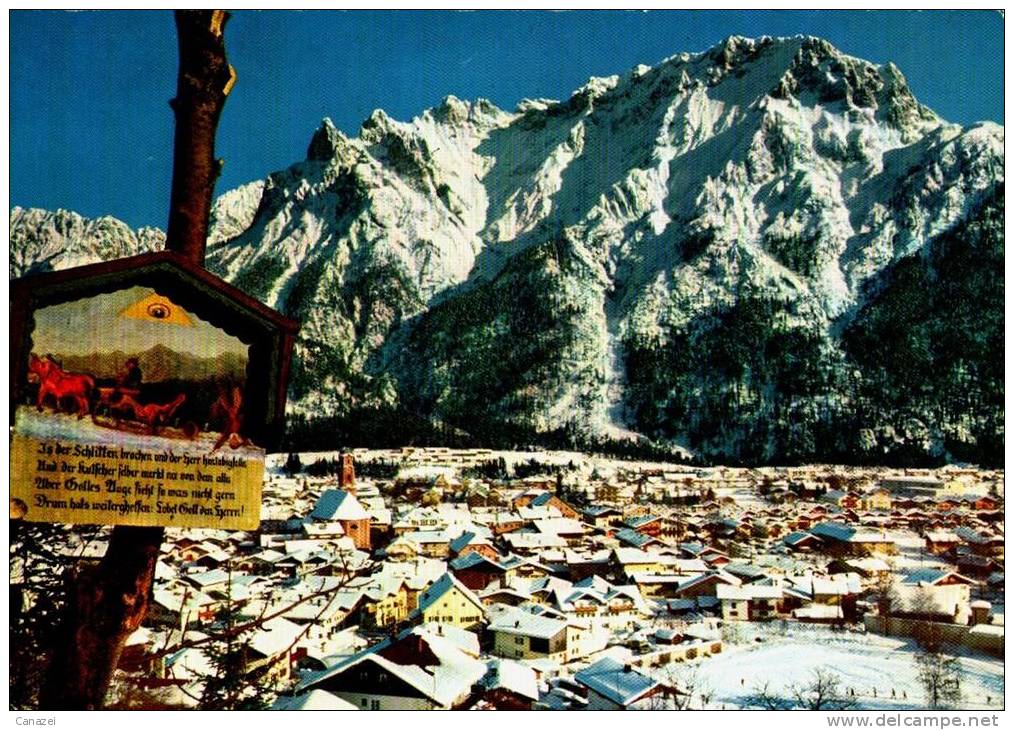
[27,353,95,418]
[114,392,187,434]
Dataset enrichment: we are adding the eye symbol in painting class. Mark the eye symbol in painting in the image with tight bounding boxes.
[147,302,172,320]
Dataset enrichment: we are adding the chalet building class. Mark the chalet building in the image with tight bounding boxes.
[357,578,411,629]
[501,555,553,580]
[810,521,897,557]
[147,587,214,630]
[828,557,891,580]
[630,574,686,599]
[924,530,961,555]
[566,553,613,582]
[246,617,305,686]
[513,492,580,520]
[880,475,944,499]
[624,514,663,537]
[955,527,1005,560]
[956,552,997,578]
[614,527,660,549]
[975,496,998,511]
[783,531,823,552]
[409,573,486,629]
[672,570,741,599]
[282,589,365,631]
[492,513,526,536]
[611,548,664,578]
[296,626,486,710]
[400,530,454,558]
[716,584,782,622]
[582,506,622,529]
[488,607,585,663]
[308,489,372,550]
[479,586,532,608]
[449,530,500,561]
[897,569,978,624]
[861,489,893,511]
[450,552,514,592]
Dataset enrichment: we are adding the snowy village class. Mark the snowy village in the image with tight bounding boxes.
[14,449,1003,710]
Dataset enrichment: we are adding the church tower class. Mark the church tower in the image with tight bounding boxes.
[339,452,356,494]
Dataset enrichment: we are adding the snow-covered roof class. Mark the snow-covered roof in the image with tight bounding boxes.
[503,532,568,550]
[481,659,540,701]
[449,530,488,554]
[613,547,658,565]
[574,657,659,706]
[186,568,230,588]
[152,586,214,612]
[582,505,619,517]
[271,689,358,711]
[402,529,453,544]
[415,622,482,656]
[844,557,891,573]
[793,604,844,620]
[529,492,557,507]
[615,527,655,548]
[716,584,782,601]
[902,568,976,586]
[574,575,614,593]
[624,514,661,528]
[810,521,856,542]
[310,489,369,521]
[968,624,1004,638]
[784,530,821,546]
[517,504,563,520]
[533,517,586,535]
[249,616,304,658]
[675,571,742,593]
[488,607,570,640]
[303,521,345,537]
[450,552,504,572]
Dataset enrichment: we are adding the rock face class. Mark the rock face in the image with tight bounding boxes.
[11,36,1004,464]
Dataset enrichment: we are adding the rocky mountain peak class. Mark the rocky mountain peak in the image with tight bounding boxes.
[306,117,349,161]
[10,36,1004,465]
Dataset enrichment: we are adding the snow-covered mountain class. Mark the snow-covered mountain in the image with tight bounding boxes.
[11,36,1004,464]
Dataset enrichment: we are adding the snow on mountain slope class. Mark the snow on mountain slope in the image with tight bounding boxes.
[10,35,1004,463]
[10,206,165,277]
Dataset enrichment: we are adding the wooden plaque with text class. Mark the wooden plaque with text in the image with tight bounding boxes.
[10,252,299,530]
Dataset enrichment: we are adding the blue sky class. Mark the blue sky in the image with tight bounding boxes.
[10,10,1004,231]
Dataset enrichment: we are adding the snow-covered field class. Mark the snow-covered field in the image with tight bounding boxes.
[698,626,1004,710]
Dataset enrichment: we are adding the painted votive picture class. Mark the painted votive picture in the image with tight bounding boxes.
[19,285,257,455]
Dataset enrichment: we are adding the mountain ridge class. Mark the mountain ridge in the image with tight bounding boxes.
[10,35,1004,465]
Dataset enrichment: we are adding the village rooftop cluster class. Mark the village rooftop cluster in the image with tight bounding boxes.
[18,448,1004,710]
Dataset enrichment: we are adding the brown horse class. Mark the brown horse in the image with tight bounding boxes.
[116,393,187,434]
[28,354,95,418]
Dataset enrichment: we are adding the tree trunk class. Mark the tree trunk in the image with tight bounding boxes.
[40,527,165,709]
[39,10,234,709]
[167,9,236,264]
